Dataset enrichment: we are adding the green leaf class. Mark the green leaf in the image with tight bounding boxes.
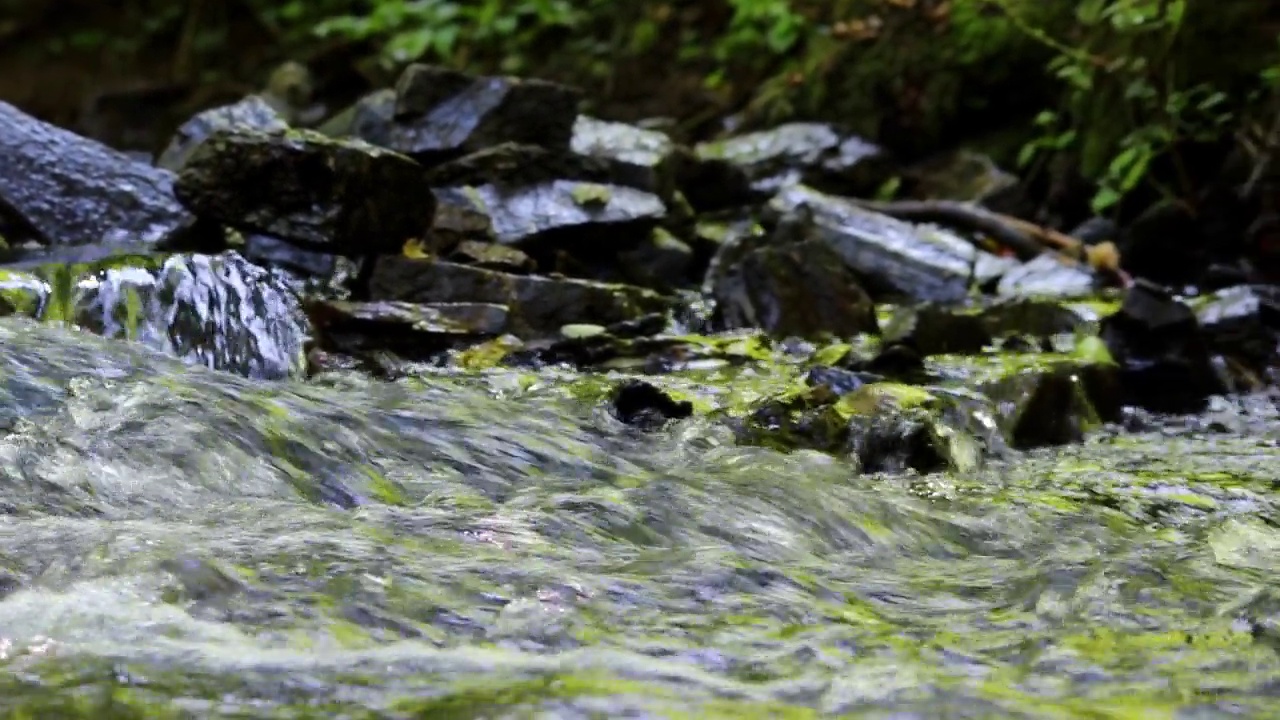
[1091,186,1122,214]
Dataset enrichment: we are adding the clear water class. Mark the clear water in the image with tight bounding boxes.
[0,318,1278,718]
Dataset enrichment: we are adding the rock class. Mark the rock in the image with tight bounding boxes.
[1117,199,1204,287]
[881,298,1093,357]
[733,381,985,474]
[617,228,694,292]
[1194,284,1280,380]
[996,253,1096,300]
[609,380,694,429]
[902,149,1019,205]
[969,355,1121,448]
[447,240,535,273]
[0,251,307,379]
[173,128,434,256]
[305,299,509,360]
[155,95,289,172]
[768,185,975,303]
[1100,280,1224,413]
[387,64,583,164]
[440,183,664,252]
[427,188,496,254]
[0,101,195,248]
[571,115,681,198]
[367,258,669,337]
[316,89,397,145]
[695,122,895,197]
[673,151,756,213]
[709,238,877,339]
[242,234,337,277]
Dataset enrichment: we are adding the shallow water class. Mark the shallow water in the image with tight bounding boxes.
[0,318,1279,718]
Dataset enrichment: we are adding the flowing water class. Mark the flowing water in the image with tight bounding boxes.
[1,316,1280,718]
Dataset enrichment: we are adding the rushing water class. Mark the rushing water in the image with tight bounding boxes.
[0,317,1279,718]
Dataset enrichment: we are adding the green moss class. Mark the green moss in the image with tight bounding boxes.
[569,182,612,207]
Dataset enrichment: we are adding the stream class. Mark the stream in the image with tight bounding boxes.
[0,317,1278,718]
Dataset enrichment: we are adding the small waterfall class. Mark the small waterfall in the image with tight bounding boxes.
[0,251,310,380]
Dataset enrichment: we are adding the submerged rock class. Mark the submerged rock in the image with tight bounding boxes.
[0,251,307,379]
[0,101,194,248]
[387,64,583,164]
[696,122,894,197]
[571,115,681,198]
[156,95,288,172]
[367,258,669,337]
[609,380,694,429]
[968,354,1121,449]
[734,381,986,474]
[174,128,434,256]
[768,185,974,303]
[1100,280,1224,412]
[305,299,508,360]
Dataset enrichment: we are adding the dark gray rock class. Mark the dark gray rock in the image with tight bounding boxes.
[242,234,337,277]
[427,187,496,254]
[1195,284,1280,383]
[882,298,1093,357]
[306,299,509,360]
[695,122,894,197]
[617,228,694,292]
[710,239,877,340]
[173,128,434,256]
[368,258,669,337]
[768,185,975,303]
[0,101,194,248]
[1100,280,1224,413]
[388,64,583,164]
[571,115,680,198]
[902,149,1019,205]
[156,95,288,172]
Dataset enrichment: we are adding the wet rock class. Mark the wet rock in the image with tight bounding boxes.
[242,234,337,277]
[672,151,756,212]
[387,64,583,164]
[427,188,496,254]
[155,95,288,172]
[734,381,984,474]
[803,366,871,396]
[174,128,434,256]
[368,258,669,337]
[768,185,975,303]
[618,228,694,292]
[317,89,397,146]
[971,355,1122,448]
[695,122,894,197]
[709,238,877,340]
[571,116,681,199]
[305,299,508,360]
[447,240,535,273]
[996,253,1096,300]
[882,298,1093,357]
[426,146,666,251]
[902,149,1019,205]
[0,101,194,248]
[1100,280,1224,413]
[610,380,694,429]
[1118,199,1202,287]
[0,251,308,379]
[1195,284,1280,377]
[843,339,929,382]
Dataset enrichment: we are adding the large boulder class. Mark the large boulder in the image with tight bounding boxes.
[173,128,434,256]
[0,101,194,249]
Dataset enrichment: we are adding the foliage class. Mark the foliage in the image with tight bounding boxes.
[999,0,1279,214]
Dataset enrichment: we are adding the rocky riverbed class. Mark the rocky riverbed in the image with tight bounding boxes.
[1,63,1280,717]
